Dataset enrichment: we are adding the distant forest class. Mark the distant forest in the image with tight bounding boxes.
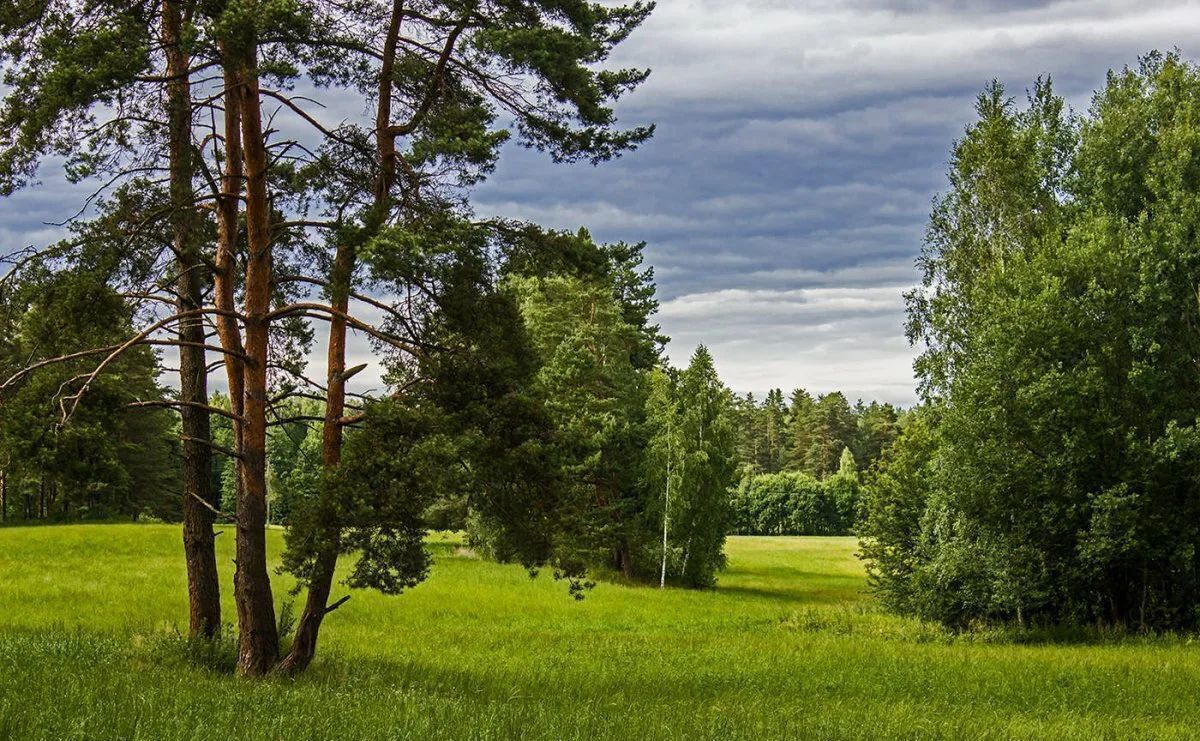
[728,390,902,537]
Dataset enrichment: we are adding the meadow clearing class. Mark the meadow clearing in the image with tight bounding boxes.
[0,524,1197,740]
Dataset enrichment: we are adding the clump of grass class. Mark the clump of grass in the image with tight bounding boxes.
[140,626,239,674]
[778,603,953,643]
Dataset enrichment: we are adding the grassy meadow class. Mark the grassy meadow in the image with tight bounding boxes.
[1,524,1198,740]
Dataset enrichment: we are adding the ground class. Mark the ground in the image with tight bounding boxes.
[0,525,1197,740]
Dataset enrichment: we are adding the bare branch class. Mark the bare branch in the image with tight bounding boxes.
[259,89,364,151]
[57,308,246,423]
[265,302,422,354]
[182,435,242,460]
[128,399,245,423]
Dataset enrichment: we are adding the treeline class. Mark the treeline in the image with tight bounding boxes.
[733,390,900,478]
[861,53,1200,632]
[728,389,902,535]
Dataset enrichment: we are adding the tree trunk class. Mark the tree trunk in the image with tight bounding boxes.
[214,46,246,516]
[276,274,349,672]
[615,546,633,578]
[1,469,7,523]
[279,0,404,675]
[231,41,278,678]
[163,0,221,639]
[661,419,671,588]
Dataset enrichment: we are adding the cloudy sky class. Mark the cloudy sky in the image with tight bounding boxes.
[5,0,1200,404]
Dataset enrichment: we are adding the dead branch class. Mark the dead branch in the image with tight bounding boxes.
[181,435,242,460]
[128,399,245,423]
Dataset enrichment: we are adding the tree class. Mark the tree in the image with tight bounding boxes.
[755,388,787,473]
[800,392,856,478]
[784,388,815,470]
[4,0,657,675]
[642,367,677,587]
[503,271,649,577]
[850,401,900,469]
[0,0,226,637]
[264,0,656,675]
[668,346,737,588]
[865,55,1200,630]
[859,409,939,615]
[0,269,180,521]
[465,232,663,579]
[733,392,761,472]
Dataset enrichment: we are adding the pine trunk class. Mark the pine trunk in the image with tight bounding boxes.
[231,43,278,677]
[277,260,350,673]
[214,49,246,510]
[163,0,221,639]
[279,0,403,674]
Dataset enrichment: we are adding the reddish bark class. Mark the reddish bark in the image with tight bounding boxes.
[278,0,405,675]
[230,40,279,677]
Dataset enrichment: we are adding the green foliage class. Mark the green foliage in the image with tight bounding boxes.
[859,410,941,615]
[733,387,899,478]
[732,466,861,537]
[867,54,1200,630]
[285,217,580,596]
[258,398,327,525]
[0,3,154,194]
[660,346,738,587]
[503,271,649,573]
[0,268,179,520]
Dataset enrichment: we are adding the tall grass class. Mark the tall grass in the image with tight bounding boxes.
[0,526,1198,739]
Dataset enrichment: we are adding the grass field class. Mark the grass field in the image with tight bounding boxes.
[2,525,1199,740]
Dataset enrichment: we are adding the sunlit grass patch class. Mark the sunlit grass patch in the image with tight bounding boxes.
[1,526,1199,740]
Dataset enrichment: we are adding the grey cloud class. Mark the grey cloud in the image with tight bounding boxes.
[7,0,1200,405]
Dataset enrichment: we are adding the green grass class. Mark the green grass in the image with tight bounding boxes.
[2,525,1199,739]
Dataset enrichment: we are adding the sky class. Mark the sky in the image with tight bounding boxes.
[5,0,1200,405]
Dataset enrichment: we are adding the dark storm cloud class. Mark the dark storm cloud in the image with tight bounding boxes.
[5,0,1200,403]
[472,0,1200,404]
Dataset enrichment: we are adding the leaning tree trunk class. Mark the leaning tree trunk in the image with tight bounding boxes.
[279,0,405,674]
[277,251,352,673]
[163,0,221,639]
[230,41,278,677]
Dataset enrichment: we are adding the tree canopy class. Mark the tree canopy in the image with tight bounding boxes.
[863,54,1200,630]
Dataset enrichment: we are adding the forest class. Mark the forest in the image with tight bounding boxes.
[5,1,1200,739]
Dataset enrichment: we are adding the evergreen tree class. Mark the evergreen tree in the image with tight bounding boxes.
[735,392,761,472]
[802,392,856,478]
[757,389,787,473]
[851,401,901,471]
[0,269,179,520]
[784,388,815,470]
[503,272,649,576]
